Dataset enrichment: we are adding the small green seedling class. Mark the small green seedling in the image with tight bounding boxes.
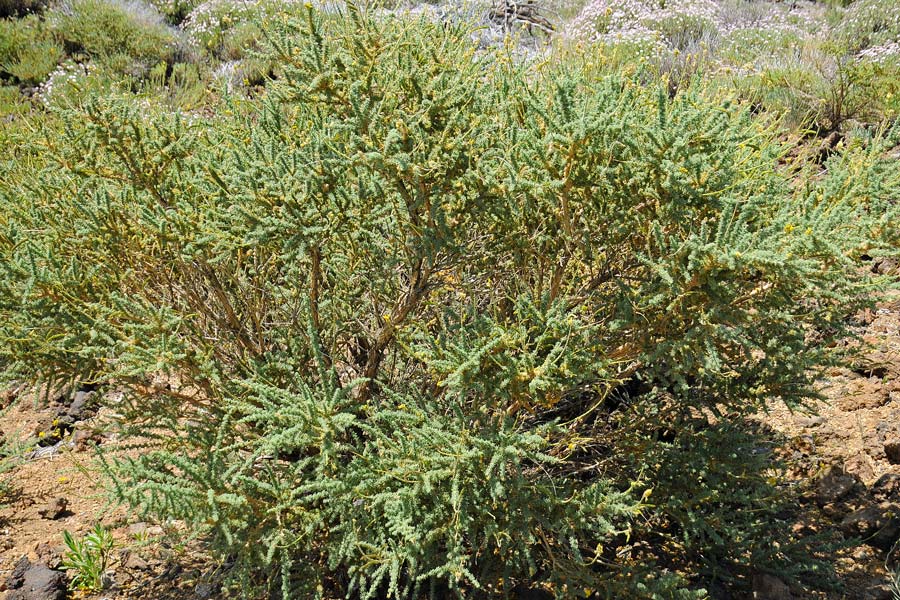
[61,524,114,591]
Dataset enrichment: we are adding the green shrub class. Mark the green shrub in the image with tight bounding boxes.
[717,27,806,64]
[0,390,31,505]
[146,0,200,24]
[719,41,895,132]
[0,6,898,599]
[0,413,23,504]
[144,60,211,108]
[183,0,290,58]
[834,0,900,52]
[0,85,21,115]
[0,15,63,84]
[49,0,177,68]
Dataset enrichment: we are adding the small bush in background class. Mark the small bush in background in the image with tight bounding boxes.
[568,0,900,131]
[183,0,301,57]
[50,0,178,70]
[0,15,63,85]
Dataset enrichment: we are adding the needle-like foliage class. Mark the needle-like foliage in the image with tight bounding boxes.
[0,4,898,598]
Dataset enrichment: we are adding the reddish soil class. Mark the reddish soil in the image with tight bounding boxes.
[0,397,211,599]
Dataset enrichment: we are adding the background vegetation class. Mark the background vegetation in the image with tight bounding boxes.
[0,0,898,598]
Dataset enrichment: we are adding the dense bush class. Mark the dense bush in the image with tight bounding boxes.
[0,4,899,599]
[0,15,63,84]
[50,0,178,69]
[183,0,295,57]
[0,0,183,96]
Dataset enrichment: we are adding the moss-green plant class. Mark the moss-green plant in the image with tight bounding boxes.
[833,0,900,52]
[718,40,897,132]
[183,0,297,59]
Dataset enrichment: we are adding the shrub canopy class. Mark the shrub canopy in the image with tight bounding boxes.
[0,5,898,598]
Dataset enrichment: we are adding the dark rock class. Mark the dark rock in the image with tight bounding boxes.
[161,563,183,580]
[5,556,31,590]
[863,582,893,600]
[840,503,900,550]
[5,563,66,600]
[37,497,68,520]
[34,415,73,448]
[873,257,899,276]
[752,573,792,600]
[66,390,97,421]
[119,548,150,571]
[871,473,900,503]
[194,582,218,599]
[885,441,900,465]
[821,502,854,520]
[35,389,99,448]
[816,465,863,507]
[101,570,116,590]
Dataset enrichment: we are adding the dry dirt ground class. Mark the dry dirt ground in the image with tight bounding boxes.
[0,394,215,600]
[757,286,900,600]
[1,289,900,600]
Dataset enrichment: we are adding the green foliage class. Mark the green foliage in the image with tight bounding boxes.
[833,0,900,52]
[62,524,115,591]
[0,4,898,599]
[718,40,900,132]
[183,0,298,58]
[0,85,20,115]
[143,60,211,109]
[0,15,63,84]
[147,0,201,24]
[626,417,838,590]
[49,0,177,68]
